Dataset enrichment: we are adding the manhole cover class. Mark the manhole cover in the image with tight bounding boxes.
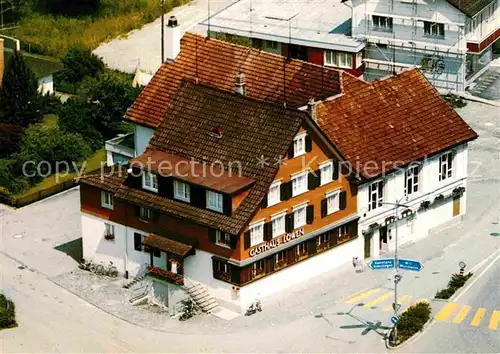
[490,232,500,237]
[13,234,23,239]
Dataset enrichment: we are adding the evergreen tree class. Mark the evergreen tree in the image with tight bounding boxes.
[0,52,42,126]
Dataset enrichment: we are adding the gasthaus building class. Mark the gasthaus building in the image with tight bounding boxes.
[79,80,361,314]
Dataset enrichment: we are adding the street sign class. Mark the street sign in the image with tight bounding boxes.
[392,303,401,312]
[459,261,466,269]
[394,273,403,283]
[368,258,395,270]
[391,315,399,325]
[398,258,424,271]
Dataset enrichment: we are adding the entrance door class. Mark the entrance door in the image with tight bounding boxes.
[379,226,388,252]
[453,195,461,216]
[364,234,372,259]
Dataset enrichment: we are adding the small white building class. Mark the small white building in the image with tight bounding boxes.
[351,0,499,91]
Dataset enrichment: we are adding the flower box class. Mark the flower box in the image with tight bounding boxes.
[146,265,184,285]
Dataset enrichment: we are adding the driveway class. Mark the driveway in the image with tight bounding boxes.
[0,101,499,352]
[93,0,237,74]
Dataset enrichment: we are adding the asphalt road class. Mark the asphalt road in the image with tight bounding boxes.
[399,253,500,353]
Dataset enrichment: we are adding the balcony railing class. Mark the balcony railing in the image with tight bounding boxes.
[146,265,184,285]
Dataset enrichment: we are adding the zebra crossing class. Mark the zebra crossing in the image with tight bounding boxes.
[342,288,499,331]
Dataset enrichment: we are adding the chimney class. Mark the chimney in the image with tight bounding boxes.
[235,72,246,95]
[165,16,180,62]
[307,98,317,122]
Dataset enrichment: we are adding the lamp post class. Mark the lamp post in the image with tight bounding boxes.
[380,196,410,344]
[161,0,165,63]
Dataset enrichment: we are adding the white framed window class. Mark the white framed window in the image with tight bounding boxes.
[215,230,231,248]
[368,180,384,211]
[356,51,363,68]
[275,250,287,265]
[139,207,153,221]
[372,15,393,31]
[292,171,308,197]
[439,151,453,181]
[174,180,190,202]
[424,22,445,38]
[320,161,333,185]
[326,190,340,215]
[250,221,264,246]
[271,212,286,237]
[267,180,281,206]
[296,242,307,257]
[104,223,114,239]
[206,190,223,212]
[293,203,307,228]
[293,132,306,156]
[404,165,420,195]
[101,190,114,209]
[324,51,353,69]
[142,171,158,192]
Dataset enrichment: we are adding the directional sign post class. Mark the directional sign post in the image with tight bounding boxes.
[368,258,395,270]
[391,315,399,325]
[398,258,424,272]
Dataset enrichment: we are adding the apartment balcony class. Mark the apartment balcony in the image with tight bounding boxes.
[105,132,135,166]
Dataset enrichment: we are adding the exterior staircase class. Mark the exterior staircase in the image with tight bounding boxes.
[183,281,219,313]
[123,274,147,289]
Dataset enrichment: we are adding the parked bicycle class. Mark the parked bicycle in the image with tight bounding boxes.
[179,299,197,321]
[245,299,262,316]
[79,259,118,277]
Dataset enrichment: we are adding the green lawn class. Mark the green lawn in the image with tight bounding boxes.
[16,148,106,198]
[5,0,185,58]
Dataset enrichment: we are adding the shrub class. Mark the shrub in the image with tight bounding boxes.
[443,93,467,108]
[0,294,17,329]
[39,92,63,116]
[435,272,473,300]
[393,301,431,344]
[61,45,105,92]
[0,124,25,158]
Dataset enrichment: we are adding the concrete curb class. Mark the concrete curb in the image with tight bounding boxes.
[385,317,435,350]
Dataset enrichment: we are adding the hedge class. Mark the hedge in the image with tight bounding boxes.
[435,273,473,300]
[392,301,431,344]
[0,294,17,330]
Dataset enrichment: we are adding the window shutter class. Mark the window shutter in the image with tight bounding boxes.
[321,199,328,218]
[264,222,272,241]
[190,185,206,208]
[339,191,347,210]
[133,233,142,251]
[212,258,217,278]
[223,194,232,216]
[308,172,317,190]
[134,205,140,217]
[306,205,314,224]
[286,213,294,232]
[230,234,238,249]
[287,247,296,264]
[308,238,317,255]
[244,231,251,249]
[280,183,288,201]
[288,144,294,159]
[305,135,312,152]
[152,209,160,222]
[314,169,321,187]
[208,228,217,244]
[332,163,339,180]
[153,249,160,258]
[158,177,173,198]
[261,194,268,208]
[128,168,143,188]
[350,222,358,238]
[287,181,293,199]
[230,265,240,284]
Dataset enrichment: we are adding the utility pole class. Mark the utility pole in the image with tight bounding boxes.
[161,0,165,63]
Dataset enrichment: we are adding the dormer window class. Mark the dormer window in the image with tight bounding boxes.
[174,180,190,202]
[142,171,158,192]
[101,191,114,209]
[293,132,307,157]
[206,190,223,212]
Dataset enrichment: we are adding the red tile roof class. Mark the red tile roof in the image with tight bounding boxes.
[316,69,478,179]
[125,32,344,128]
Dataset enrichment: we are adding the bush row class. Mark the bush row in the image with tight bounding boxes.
[0,294,17,330]
[392,301,431,345]
[435,273,473,299]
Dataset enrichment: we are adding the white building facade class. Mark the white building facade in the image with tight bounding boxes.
[358,144,469,259]
[352,0,499,91]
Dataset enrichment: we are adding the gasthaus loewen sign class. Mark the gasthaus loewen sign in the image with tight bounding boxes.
[249,228,305,257]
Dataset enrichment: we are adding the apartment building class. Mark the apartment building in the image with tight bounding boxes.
[352,0,499,91]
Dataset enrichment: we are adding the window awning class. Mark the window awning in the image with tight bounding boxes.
[142,234,194,257]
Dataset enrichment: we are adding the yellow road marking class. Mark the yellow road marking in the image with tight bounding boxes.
[452,305,472,324]
[488,310,499,330]
[383,295,412,311]
[471,308,486,327]
[435,303,459,322]
[364,292,393,308]
[345,289,379,304]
